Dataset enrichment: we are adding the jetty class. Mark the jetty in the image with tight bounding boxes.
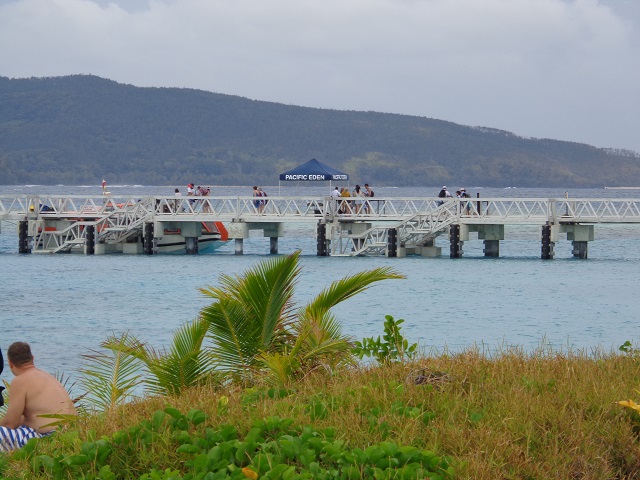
[2,194,640,259]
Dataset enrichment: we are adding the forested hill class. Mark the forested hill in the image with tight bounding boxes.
[1,74,638,187]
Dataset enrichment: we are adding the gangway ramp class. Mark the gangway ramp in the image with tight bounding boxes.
[328,201,459,256]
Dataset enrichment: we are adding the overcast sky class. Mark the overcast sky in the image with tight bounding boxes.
[1,0,639,153]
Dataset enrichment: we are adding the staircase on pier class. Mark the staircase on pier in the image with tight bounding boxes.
[30,197,153,254]
[328,202,458,256]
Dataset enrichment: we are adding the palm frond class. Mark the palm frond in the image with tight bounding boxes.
[167,316,211,363]
[142,317,211,396]
[291,311,354,369]
[102,319,211,397]
[284,268,403,377]
[294,310,346,345]
[301,338,353,364]
[202,298,261,373]
[103,332,156,365]
[36,413,80,430]
[198,255,402,386]
[302,267,404,320]
[200,252,302,377]
[79,332,143,412]
[258,351,300,387]
[244,252,301,338]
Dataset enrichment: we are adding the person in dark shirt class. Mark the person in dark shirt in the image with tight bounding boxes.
[437,186,451,206]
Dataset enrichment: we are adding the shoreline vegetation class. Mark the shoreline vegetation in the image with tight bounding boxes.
[3,349,640,479]
[2,253,640,479]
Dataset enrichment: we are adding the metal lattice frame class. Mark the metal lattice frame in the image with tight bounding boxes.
[3,195,640,255]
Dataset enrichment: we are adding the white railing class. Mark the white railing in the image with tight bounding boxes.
[3,195,640,224]
[4,194,640,255]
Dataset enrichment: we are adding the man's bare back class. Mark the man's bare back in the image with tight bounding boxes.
[4,366,76,433]
[1,343,76,434]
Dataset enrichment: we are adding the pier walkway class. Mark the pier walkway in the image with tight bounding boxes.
[2,194,640,258]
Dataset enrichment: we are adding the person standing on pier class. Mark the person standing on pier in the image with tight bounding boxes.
[363,183,374,213]
[186,183,195,211]
[253,186,262,212]
[353,185,365,213]
[340,187,352,214]
[201,186,212,213]
[437,186,451,206]
[0,342,77,452]
[196,186,210,212]
[174,188,182,212]
[193,186,202,212]
[258,187,268,213]
[460,188,472,215]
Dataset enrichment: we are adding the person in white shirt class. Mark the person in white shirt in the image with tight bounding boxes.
[353,185,366,213]
[174,188,182,212]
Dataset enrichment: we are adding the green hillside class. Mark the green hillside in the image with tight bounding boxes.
[0,74,638,187]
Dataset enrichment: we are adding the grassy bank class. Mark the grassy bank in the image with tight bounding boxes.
[3,254,639,478]
[2,346,640,479]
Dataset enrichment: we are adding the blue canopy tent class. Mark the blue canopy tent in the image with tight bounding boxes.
[278,158,349,194]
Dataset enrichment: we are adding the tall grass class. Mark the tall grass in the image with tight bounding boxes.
[3,344,640,479]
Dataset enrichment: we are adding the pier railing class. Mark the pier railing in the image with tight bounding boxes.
[3,194,640,256]
[3,195,640,224]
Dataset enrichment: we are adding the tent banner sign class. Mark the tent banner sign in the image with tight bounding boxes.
[279,158,349,182]
[283,174,348,181]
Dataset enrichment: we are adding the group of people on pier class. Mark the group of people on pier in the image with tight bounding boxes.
[438,185,473,214]
[252,186,268,213]
[331,183,374,214]
[171,183,213,212]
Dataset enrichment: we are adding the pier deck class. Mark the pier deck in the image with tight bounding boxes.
[2,194,640,258]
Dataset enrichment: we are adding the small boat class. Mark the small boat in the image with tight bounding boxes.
[156,221,229,254]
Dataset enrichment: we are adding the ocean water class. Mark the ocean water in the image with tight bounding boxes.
[1,184,639,384]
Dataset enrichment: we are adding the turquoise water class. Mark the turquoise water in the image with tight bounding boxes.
[1,185,639,383]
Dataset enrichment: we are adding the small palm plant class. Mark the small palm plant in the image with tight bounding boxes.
[103,317,214,397]
[79,333,142,412]
[79,251,404,405]
[79,318,214,409]
[200,251,404,385]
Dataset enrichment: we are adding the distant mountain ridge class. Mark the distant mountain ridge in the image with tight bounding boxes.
[0,74,638,187]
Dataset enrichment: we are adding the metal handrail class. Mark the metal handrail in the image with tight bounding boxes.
[3,195,640,224]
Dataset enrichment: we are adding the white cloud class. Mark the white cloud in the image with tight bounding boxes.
[1,0,639,152]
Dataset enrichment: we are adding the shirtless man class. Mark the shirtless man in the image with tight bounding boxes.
[0,342,77,451]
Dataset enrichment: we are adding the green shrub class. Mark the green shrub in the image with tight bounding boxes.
[353,315,417,364]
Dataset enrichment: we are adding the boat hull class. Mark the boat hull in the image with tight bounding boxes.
[157,235,228,254]
[156,221,229,254]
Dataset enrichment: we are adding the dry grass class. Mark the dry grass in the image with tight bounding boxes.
[5,346,640,479]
